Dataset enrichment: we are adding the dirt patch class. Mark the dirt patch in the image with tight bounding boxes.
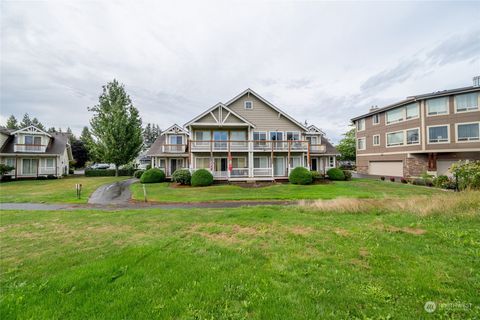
[380,225,427,235]
[359,247,370,257]
[350,258,370,269]
[334,228,350,237]
[288,226,313,235]
[169,183,192,189]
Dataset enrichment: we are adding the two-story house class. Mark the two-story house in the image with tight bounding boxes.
[147,89,339,181]
[351,77,480,178]
[0,126,73,178]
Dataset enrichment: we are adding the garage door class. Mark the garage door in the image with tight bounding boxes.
[437,161,455,176]
[368,161,403,177]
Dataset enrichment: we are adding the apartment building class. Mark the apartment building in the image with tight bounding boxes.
[147,89,339,181]
[351,77,480,178]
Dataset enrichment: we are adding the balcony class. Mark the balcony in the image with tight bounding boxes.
[190,140,312,152]
[162,144,187,153]
[309,144,326,153]
[14,144,47,153]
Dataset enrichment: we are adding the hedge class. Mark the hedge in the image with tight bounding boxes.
[85,168,135,177]
[140,168,165,183]
[191,169,213,187]
[172,169,191,185]
[289,167,313,185]
[327,168,345,181]
[133,170,144,179]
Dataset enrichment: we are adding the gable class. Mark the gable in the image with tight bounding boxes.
[186,103,254,127]
[226,92,306,132]
[161,124,189,136]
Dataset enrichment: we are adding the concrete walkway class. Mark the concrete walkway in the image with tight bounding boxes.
[88,178,137,205]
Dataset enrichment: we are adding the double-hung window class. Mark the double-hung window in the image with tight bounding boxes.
[357,137,366,150]
[457,123,479,142]
[357,119,365,131]
[427,97,448,116]
[194,131,211,147]
[45,158,54,168]
[254,157,268,168]
[387,131,404,147]
[373,135,380,146]
[372,114,379,125]
[428,125,449,143]
[455,92,479,112]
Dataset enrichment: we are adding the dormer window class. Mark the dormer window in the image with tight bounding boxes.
[25,135,42,145]
[244,101,253,110]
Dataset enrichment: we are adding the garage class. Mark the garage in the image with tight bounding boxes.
[368,161,403,177]
[437,160,456,176]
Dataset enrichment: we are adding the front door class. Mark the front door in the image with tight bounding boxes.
[170,159,177,175]
[273,157,285,176]
[311,158,318,171]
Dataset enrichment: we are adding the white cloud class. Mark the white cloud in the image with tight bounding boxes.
[1,1,479,142]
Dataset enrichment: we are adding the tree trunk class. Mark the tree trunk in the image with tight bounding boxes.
[115,164,119,177]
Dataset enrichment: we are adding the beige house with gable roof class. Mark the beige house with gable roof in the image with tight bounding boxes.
[147,89,339,181]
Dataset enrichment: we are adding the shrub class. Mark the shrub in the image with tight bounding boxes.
[342,170,352,181]
[327,168,345,181]
[172,169,191,185]
[133,170,144,179]
[401,177,408,184]
[451,160,480,190]
[380,176,385,181]
[191,169,214,187]
[36,175,48,180]
[146,164,152,170]
[310,170,322,181]
[412,178,426,186]
[140,168,165,184]
[433,175,457,189]
[84,168,135,177]
[47,174,57,180]
[69,168,74,174]
[389,177,395,182]
[0,164,14,176]
[289,167,313,185]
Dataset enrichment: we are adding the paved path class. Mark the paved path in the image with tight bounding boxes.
[88,178,137,205]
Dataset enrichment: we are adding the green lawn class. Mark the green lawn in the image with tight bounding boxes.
[132,178,443,203]
[1,192,478,319]
[0,176,127,203]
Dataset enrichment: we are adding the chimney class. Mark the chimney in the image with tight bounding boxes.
[369,105,378,112]
[473,76,480,87]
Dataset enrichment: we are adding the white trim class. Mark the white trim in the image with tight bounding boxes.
[427,124,450,144]
[307,124,325,135]
[356,118,365,132]
[161,124,190,136]
[426,97,449,117]
[269,131,284,140]
[357,148,480,156]
[253,131,267,140]
[455,121,480,143]
[224,88,307,130]
[286,131,301,141]
[184,103,255,128]
[385,103,420,125]
[357,137,366,150]
[372,134,380,146]
[385,127,421,148]
[385,130,404,148]
[210,111,219,123]
[454,92,480,114]
[11,125,52,137]
[372,114,380,126]
[244,100,253,110]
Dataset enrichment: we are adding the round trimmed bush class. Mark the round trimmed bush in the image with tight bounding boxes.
[342,170,352,181]
[140,168,165,183]
[191,169,213,187]
[172,169,191,185]
[133,169,144,179]
[327,168,345,181]
[310,170,321,181]
[289,167,313,185]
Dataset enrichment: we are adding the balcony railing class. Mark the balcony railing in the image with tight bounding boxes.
[309,144,326,153]
[253,168,273,177]
[230,168,249,177]
[14,144,47,153]
[162,144,187,153]
[190,140,314,152]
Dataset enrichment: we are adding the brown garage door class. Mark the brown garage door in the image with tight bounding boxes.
[368,161,403,177]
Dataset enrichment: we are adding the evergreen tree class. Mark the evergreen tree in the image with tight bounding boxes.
[20,113,32,128]
[31,117,45,131]
[80,126,96,162]
[47,127,57,133]
[88,79,143,176]
[71,140,89,168]
[336,126,356,162]
[66,127,76,144]
[142,123,161,150]
[5,115,19,130]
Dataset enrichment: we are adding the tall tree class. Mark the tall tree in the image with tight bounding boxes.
[142,123,161,150]
[336,126,356,162]
[71,140,89,168]
[79,126,96,162]
[88,79,143,176]
[5,115,19,130]
[66,127,76,144]
[20,113,32,128]
[47,127,57,133]
[31,117,45,131]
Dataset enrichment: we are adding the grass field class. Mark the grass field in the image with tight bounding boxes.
[1,192,479,319]
[0,176,127,203]
[131,178,442,203]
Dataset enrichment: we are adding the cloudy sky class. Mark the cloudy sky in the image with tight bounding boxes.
[1,1,479,142]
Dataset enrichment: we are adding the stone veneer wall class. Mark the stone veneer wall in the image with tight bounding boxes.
[404,156,428,178]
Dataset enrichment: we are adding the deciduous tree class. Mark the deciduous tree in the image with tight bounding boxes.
[336,126,356,162]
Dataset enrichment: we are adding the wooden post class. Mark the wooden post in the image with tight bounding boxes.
[15,156,18,179]
[307,140,311,170]
[287,140,291,175]
[55,157,58,177]
[143,184,147,202]
[271,140,274,178]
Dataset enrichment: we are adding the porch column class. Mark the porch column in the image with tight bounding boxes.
[36,158,39,177]
[271,141,274,178]
[55,157,58,176]
[15,156,18,179]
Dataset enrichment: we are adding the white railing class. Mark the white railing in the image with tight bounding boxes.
[230,168,249,177]
[14,144,47,153]
[190,140,310,152]
[253,168,273,177]
[162,145,186,153]
[309,145,326,153]
[39,168,56,175]
[212,171,228,178]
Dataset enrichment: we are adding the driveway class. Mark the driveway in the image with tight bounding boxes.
[88,178,137,205]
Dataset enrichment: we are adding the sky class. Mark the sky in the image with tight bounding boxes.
[1,1,479,143]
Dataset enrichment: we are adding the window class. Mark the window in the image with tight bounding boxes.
[169,135,183,145]
[428,125,449,143]
[244,101,253,109]
[455,92,479,112]
[427,97,448,116]
[24,135,40,145]
[45,158,54,168]
[270,132,283,141]
[457,123,479,142]
[357,119,365,131]
[373,135,380,146]
[387,131,404,146]
[254,157,268,168]
[253,132,266,141]
[286,131,300,141]
[195,158,210,169]
[406,128,419,145]
[372,114,379,125]
[232,157,247,168]
[289,156,302,168]
[230,131,246,146]
[406,103,419,119]
[386,103,419,124]
[357,137,366,150]
[386,108,404,124]
[5,158,15,168]
[194,131,211,145]
[329,157,335,167]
